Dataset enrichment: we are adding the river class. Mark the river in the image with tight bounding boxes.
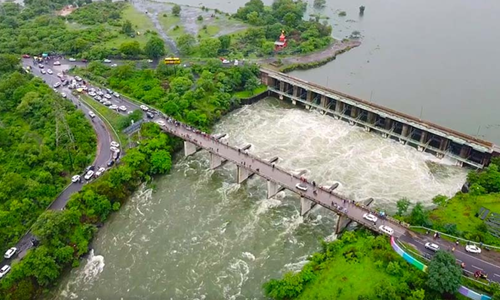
[49,0,495,298]
[51,98,466,299]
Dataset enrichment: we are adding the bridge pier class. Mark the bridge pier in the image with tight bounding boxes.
[300,197,317,217]
[267,181,285,199]
[320,95,327,108]
[335,198,374,234]
[184,141,199,157]
[210,152,226,169]
[237,166,253,184]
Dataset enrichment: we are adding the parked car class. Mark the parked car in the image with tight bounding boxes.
[425,242,440,252]
[103,59,111,63]
[22,54,30,58]
[295,183,308,191]
[4,247,17,259]
[85,165,95,172]
[62,80,69,86]
[109,104,118,110]
[155,120,166,126]
[104,94,112,99]
[89,111,96,118]
[40,69,46,74]
[69,58,76,62]
[71,175,81,183]
[110,146,120,153]
[53,61,61,66]
[57,73,64,78]
[95,167,106,177]
[81,59,88,63]
[61,93,67,98]
[465,244,481,254]
[147,59,153,63]
[75,76,82,82]
[107,160,115,167]
[38,64,44,68]
[111,63,118,67]
[47,69,53,75]
[110,141,120,148]
[53,82,61,88]
[104,101,112,106]
[379,225,394,235]
[113,92,120,98]
[84,170,94,180]
[140,105,149,111]
[0,265,11,278]
[95,96,102,102]
[118,106,127,112]
[363,213,378,223]
[146,112,155,119]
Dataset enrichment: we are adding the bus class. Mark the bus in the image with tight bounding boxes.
[164,57,181,65]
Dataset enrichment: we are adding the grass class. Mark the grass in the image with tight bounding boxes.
[78,94,128,145]
[233,85,267,99]
[159,15,181,31]
[166,25,186,41]
[104,4,157,49]
[197,25,220,39]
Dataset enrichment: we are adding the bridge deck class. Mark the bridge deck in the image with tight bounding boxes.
[159,118,409,238]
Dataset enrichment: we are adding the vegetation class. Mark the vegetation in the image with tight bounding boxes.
[172,4,181,17]
[73,60,262,132]
[426,251,462,295]
[0,55,96,254]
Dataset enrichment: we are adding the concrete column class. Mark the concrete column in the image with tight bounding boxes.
[260,72,269,86]
[237,165,253,184]
[184,141,198,157]
[439,138,450,151]
[293,86,298,97]
[384,119,392,130]
[320,95,327,108]
[459,145,471,158]
[401,124,410,137]
[279,81,284,92]
[335,101,344,113]
[420,131,428,144]
[350,107,359,118]
[210,152,225,169]
[335,198,374,234]
[300,197,317,217]
[367,112,376,124]
[267,181,285,199]
[306,90,312,102]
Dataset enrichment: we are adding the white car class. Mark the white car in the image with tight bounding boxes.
[88,111,96,118]
[113,92,120,98]
[155,120,166,126]
[295,183,308,191]
[425,242,440,252]
[57,73,64,78]
[103,59,111,63]
[53,61,61,66]
[47,69,53,75]
[84,170,94,181]
[71,175,80,183]
[118,106,127,112]
[95,96,102,102]
[61,93,67,98]
[95,167,106,177]
[109,105,118,110]
[97,91,104,96]
[0,265,11,278]
[465,244,481,254]
[4,247,17,259]
[53,82,61,88]
[40,69,46,74]
[140,105,149,111]
[379,225,394,236]
[69,58,76,62]
[89,92,96,97]
[104,101,112,106]
[147,59,153,63]
[111,63,118,67]
[110,146,120,153]
[234,59,239,66]
[110,141,120,148]
[75,76,82,82]
[104,94,112,99]
[363,213,378,223]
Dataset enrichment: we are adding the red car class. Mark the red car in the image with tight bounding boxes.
[81,59,88,63]
[22,54,30,58]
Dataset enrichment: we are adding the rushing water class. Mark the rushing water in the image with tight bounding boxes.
[51,98,467,299]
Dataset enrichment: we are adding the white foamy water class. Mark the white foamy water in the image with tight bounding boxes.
[50,98,466,300]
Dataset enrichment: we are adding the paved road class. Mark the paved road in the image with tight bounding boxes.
[156,117,500,284]
[0,60,115,269]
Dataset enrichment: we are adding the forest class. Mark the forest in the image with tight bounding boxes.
[0,54,96,255]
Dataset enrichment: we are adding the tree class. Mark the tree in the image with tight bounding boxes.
[150,150,172,174]
[408,202,430,226]
[244,75,260,95]
[172,4,181,17]
[426,250,461,295]
[246,11,260,25]
[218,35,231,50]
[144,36,166,59]
[169,76,193,94]
[199,38,221,57]
[176,34,196,55]
[121,20,133,36]
[396,198,411,216]
[407,288,426,300]
[119,41,141,56]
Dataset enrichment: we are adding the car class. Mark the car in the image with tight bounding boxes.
[0,265,11,278]
[71,175,81,183]
[103,59,111,63]
[95,167,106,177]
[147,59,153,63]
[425,242,440,252]
[89,111,96,118]
[111,63,118,67]
[113,92,120,98]
[110,104,118,110]
[110,141,120,148]
[110,146,120,153]
[97,90,104,96]
[95,96,102,102]
[379,225,394,235]
[234,59,239,66]
[69,58,76,62]
[140,105,149,111]
[465,244,481,254]
[85,165,95,172]
[107,160,115,167]
[62,80,69,86]
[104,101,112,106]
[363,213,378,223]
[118,106,127,112]
[40,69,46,74]
[38,64,44,68]
[75,76,82,82]
[84,170,94,180]
[106,88,113,94]
[61,93,67,98]
[47,69,53,75]
[155,120,166,126]
[53,82,61,88]
[53,61,61,66]
[295,183,308,191]
[104,94,112,99]
[57,73,64,78]
[146,112,155,119]
[4,247,17,259]
[22,54,30,58]
[222,59,230,64]
[89,92,96,97]
[81,58,88,63]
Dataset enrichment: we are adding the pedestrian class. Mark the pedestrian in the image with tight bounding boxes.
[456,240,459,246]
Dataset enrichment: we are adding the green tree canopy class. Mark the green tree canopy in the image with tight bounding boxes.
[199,38,221,58]
[176,34,196,55]
[396,198,411,216]
[144,36,166,59]
[172,4,181,17]
[426,250,462,295]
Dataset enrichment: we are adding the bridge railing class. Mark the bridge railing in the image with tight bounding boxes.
[409,226,500,250]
